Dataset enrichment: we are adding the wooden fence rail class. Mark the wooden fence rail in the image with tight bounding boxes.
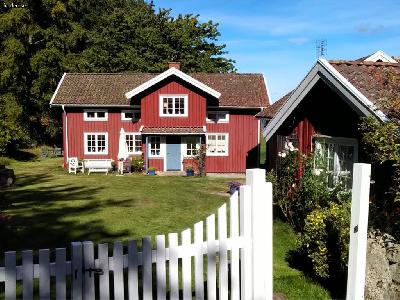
[0,169,273,300]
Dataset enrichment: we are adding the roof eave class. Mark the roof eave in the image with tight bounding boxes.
[124,67,221,99]
[263,59,387,141]
[49,73,66,107]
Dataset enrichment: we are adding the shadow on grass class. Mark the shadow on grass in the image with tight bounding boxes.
[5,149,38,162]
[287,249,347,299]
[0,172,130,259]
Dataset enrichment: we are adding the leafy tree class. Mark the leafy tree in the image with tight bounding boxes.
[359,68,400,239]
[0,0,235,152]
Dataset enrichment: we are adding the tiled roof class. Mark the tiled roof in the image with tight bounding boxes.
[255,91,293,118]
[329,60,400,115]
[51,72,269,108]
[141,126,205,134]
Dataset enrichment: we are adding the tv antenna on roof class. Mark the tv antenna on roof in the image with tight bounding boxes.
[316,39,327,59]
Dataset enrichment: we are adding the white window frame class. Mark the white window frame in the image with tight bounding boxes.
[121,110,141,121]
[314,136,358,188]
[83,109,108,121]
[206,111,229,123]
[182,136,200,157]
[148,136,164,158]
[159,95,188,117]
[125,132,142,154]
[84,132,108,155]
[206,133,229,156]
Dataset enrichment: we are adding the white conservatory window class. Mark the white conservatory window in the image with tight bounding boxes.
[206,133,229,156]
[84,110,108,121]
[159,95,188,116]
[125,133,142,154]
[84,133,108,154]
[206,111,229,123]
[314,137,358,189]
[149,136,161,157]
[121,110,141,121]
[183,136,200,157]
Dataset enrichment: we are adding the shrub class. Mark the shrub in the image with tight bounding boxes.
[131,156,144,172]
[271,141,351,279]
[0,156,11,166]
[298,196,351,278]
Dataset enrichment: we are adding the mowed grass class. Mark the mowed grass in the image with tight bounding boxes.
[1,157,331,299]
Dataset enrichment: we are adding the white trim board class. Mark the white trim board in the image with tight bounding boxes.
[159,94,188,117]
[263,59,387,141]
[125,67,221,99]
[364,50,397,63]
[49,73,66,106]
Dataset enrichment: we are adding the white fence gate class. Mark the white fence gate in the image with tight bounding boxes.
[0,169,273,300]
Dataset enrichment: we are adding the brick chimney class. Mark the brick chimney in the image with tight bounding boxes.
[168,62,180,70]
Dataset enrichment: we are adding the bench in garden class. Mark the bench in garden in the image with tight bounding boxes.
[83,159,113,175]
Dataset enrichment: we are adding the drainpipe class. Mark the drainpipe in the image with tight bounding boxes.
[145,136,149,173]
[62,105,69,165]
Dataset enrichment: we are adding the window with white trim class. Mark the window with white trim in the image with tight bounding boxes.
[206,111,229,123]
[159,95,188,116]
[84,133,108,154]
[183,136,200,156]
[125,133,142,154]
[121,110,141,121]
[84,110,108,121]
[314,137,358,189]
[206,133,228,156]
[149,136,161,156]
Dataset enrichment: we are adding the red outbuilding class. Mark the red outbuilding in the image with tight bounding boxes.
[50,62,269,174]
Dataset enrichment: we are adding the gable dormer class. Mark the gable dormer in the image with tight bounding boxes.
[362,50,398,63]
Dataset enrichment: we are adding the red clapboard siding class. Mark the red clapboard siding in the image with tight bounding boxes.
[205,113,260,173]
[147,158,164,171]
[292,118,314,155]
[65,108,143,162]
[141,81,206,127]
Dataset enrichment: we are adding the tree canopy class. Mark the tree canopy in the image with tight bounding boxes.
[0,0,235,151]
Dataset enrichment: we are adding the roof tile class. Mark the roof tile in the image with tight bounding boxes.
[52,72,269,108]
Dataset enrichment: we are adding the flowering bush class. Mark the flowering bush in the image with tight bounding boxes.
[298,198,351,278]
[271,139,351,279]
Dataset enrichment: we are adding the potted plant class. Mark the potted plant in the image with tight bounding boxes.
[186,165,195,176]
[227,181,242,195]
[148,166,157,176]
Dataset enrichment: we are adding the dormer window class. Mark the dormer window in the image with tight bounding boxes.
[121,110,141,121]
[159,95,188,117]
[84,109,108,121]
[206,111,229,123]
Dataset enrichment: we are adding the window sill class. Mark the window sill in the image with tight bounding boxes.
[84,152,108,155]
[206,153,229,157]
[159,114,188,118]
[83,119,108,122]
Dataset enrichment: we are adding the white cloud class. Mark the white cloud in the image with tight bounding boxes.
[288,37,309,45]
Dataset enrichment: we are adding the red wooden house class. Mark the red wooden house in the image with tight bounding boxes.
[257,50,399,187]
[50,63,269,173]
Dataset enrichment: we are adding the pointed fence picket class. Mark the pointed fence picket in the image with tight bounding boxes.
[0,169,273,299]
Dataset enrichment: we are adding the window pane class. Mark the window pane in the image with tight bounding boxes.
[97,112,105,118]
[87,112,95,118]
[124,112,133,119]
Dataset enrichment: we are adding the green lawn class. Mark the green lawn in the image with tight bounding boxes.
[1,157,330,299]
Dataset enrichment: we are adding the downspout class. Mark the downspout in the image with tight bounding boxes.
[62,105,69,165]
[257,118,261,168]
[145,136,149,174]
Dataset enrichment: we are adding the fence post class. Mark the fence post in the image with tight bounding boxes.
[71,242,83,300]
[246,168,273,300]
[346,163,371,300]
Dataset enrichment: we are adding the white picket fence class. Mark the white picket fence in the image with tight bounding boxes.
[0,169,273,300]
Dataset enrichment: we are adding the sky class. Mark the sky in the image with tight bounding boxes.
[154,0,400,102]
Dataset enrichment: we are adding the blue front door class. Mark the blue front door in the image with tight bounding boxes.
[166,136,181,171]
